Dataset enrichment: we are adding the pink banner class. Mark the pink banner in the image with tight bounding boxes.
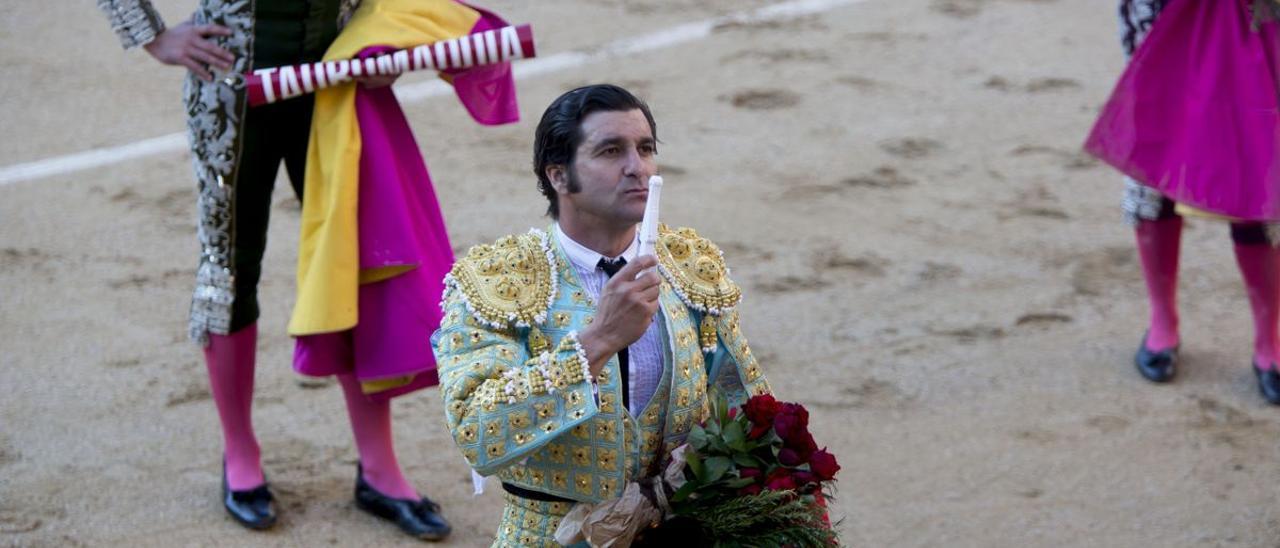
[245,23,535,107]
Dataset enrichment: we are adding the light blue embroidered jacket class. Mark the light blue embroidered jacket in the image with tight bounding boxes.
[432,225,771,503]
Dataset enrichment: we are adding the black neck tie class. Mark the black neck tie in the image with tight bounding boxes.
[597,257,629,410]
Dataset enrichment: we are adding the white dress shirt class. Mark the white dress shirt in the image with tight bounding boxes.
[554,223,664,416]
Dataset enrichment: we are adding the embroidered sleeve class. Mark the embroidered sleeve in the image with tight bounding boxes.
[433,288,599,475]
[704,305,771,408]
[97,0,167,50]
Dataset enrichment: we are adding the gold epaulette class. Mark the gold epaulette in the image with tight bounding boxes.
[655,225,742,351]
[445,229,558,351]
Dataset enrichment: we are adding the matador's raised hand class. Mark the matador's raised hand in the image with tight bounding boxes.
[579,255,660,378]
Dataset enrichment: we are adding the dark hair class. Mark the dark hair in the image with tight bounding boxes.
[533,84,657,218]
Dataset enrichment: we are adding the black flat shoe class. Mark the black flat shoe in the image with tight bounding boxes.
[222,470,277,530]
[1135,333,1178,383]
[1253,363,1280,405]
[354,464,451,541]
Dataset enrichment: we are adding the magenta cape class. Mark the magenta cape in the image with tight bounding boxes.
[1085,0,1280,221]
[293,10,519,402]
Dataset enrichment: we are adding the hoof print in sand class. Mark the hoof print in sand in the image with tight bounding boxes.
[842,166,915,189]
[1015,312,1073,327]
[818,252,888,277]
[1085,415,1131,434]
[166,383,211,407]
[725,89,801,110]
[1026,77,1081,93]
[0,510,42,534]
[927,324,1006,343]
[931,0,983,18]
[880,137,944,159]
[754,274,829,294]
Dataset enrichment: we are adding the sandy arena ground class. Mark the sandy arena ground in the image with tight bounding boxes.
[2,0,1278,546]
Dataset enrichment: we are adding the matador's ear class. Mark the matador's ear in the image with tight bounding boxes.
[546,164,570,194]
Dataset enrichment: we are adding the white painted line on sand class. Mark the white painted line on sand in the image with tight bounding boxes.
[0,0,867,187]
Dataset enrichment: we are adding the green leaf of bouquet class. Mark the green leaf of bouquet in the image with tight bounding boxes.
[688,425,709,451]
[723,477,756,488]
[671,480,699,503]
[723,421,746,451]
[687,450,706,481]
[704,456,732,483]
[706,419,722,437]
[732,452,761,468]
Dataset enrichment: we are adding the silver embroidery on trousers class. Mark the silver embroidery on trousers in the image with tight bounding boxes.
[183,0,254,345]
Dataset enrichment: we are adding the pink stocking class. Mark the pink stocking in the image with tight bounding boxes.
[1135,217,1183,350]
[337,374,419,499]
[1234,242,1280,370]
[203,323,264,491]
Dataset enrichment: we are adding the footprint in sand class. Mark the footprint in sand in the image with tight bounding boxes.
[713,15,828,34]
[841,166,915,189]
[0,509,42,534]
[835,75,885,91]
[927,324,1006,343]
[107,269,187,291]
[983,76,1013,91]
[724,89,802,111]
[754,274,829,294]
[1070,246,1137,297]
[1085,415,1131,434]
[154,188,194,216]
[931,0,984,18]
[720,49,830,64]
[1,248,54,275]
[1014,312,1073,327]
[166,382,211,407]
[1000,206,1070,221]
[1009,144,1098,171]
[917,261,962,283]
[1012,428,1058,445]
[1188,395,1256,429]
[103,357,143,369]
[717,241,774,263]
[781,168,914,200]
[111,186,194,217]
[840,377,910,409]
[296,377,334,390]
[1026,77,1082,93]
[0,438,18,467]
[779,183,843,200]
[880,138,944,159]
[983,76,1083,95]
[818,251,889,278]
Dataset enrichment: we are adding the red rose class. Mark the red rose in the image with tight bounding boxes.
[778,448,804,467]
[784,430,817,460]
[809,449,840,481]
[792,470,818,488]
[748,422,772,440]
[739,467,763,481]
[764,468,797,492]
[743,394,781,426]
[772,403,809,441]
[727,407,738,419]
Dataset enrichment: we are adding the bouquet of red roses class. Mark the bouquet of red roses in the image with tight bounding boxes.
[645,394,841,547]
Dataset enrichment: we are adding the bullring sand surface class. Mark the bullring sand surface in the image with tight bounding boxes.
[1,0,1277,546]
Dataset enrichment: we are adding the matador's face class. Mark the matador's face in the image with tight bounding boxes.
[554,109,657,229]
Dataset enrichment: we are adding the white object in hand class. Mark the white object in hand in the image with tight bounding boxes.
[636,175,664,277]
